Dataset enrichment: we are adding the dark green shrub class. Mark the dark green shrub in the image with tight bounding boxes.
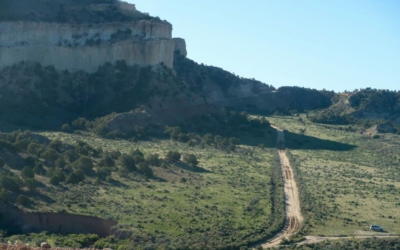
[21,166,34,179]
[183,154,199,167]
[165,150,181,163]
[146,154,161,167]
[27,142,42,155]
[66,172,80,184]
[0,176,19,192]
[74,157,93,171]
[98,155,115,167]
[61,123,72,133]
[97,167,112,178]
[54,169,66,182]
[117,154,136,172]
[137,162,153,177]
[0,157,4,168]
[24,178,38,192]
[50,176,60,186]
[40,148,59,161]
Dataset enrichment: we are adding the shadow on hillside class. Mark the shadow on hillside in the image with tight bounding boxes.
[30,192,56,204]
[239,127,355,151]
[284,130,356,151]
[175,162,212,173]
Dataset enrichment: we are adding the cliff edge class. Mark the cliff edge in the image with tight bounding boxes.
[0,0,177,71]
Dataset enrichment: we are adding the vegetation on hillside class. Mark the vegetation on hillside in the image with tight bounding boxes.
[268,115,400,239]
[0,0,159,23]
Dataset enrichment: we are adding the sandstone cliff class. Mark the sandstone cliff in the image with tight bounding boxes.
[0,20,175,72]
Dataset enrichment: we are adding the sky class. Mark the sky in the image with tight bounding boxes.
[128,0,400,92]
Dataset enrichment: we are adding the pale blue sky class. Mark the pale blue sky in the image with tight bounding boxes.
[128,0,400,92]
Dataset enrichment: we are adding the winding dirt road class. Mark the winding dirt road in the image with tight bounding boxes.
[256,126,303,249]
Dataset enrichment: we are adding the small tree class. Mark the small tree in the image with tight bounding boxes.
[137,162,153,177]
[74,157,93,171]
[183,154,199,167]
[40,148,59,161]
[66,172,80,184]
[117,154,136,172]
[33,163,44,175]
[146,154,161,167]
[165,151,181,163]
[61,123,72,133]
[99,155,115,167]
[54,169,66,182]
[21,166,35,179]
[0,176,19,192]
[50,176,60,186]
[24,178,38,192]
[27,142,42,156]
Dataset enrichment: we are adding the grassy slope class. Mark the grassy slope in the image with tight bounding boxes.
[267,115,400,236]
[8,130,280,247]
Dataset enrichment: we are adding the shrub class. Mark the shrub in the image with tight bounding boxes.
[97,167,112,178]
[27,142,42,155]
[0,157,4,168]
[99,155,115,167]
[40,148,59,161]
[61,123,72,133]
[137,162,153,177]
[17,195,30,205]
[24,178,38,192]
[71,117,91,130]
[54,169,66,182]
[66,172,80,184]
[74,157,94,171]
[33,165,43,175]
[146,154,161,167]
[117,154,136,172]
[0,176,19,192]
[165,151,181,163]
[182,154,199,167]
[50,176,60,186]
[21,166,35,179]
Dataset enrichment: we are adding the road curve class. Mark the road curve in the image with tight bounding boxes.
[256,126,303,249]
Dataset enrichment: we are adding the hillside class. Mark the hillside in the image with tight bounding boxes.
[1,1,400,249]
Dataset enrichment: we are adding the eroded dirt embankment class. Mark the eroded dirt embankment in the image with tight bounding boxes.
[0,204,117,237]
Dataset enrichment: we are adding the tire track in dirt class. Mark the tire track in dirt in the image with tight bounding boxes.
[254,126,303,249]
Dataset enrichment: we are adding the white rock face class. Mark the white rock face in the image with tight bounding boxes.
[0,20,175,72]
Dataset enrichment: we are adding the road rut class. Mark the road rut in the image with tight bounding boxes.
[257,126,303,248]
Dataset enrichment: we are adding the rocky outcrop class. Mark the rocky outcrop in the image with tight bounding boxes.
[0,20,175,72]
[173,38,187,57]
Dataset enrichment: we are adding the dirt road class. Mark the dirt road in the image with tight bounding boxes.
[256,127,303,248]
[299,235,399,245]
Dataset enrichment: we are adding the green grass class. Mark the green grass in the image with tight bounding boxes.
[267,115,400,237]
[4,130,283,248]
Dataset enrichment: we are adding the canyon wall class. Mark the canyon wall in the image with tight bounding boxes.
[0,20,175,72]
